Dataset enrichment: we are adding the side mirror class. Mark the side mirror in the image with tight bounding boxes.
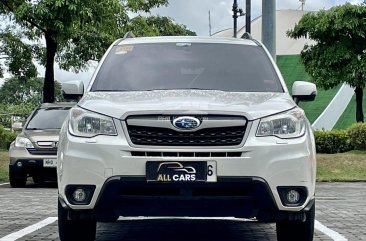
[292,81,317,104]
[12,122,23,132]
[62,80,84,100]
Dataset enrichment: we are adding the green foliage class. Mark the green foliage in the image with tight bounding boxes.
[0,125,16,150]
[0,77,64,127]
[0,77,63,105]
[288,3,366,90]
[0,30,37,80]
[126,16,196,37]
[288,4,366,122]
[347,123,366,150]
[1,0,195,102]
[314,130,352,154]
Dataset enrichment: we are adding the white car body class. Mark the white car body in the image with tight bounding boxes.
[57,36,317,241]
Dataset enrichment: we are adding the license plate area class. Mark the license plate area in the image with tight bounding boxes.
[146,161,216,183]
[43,159,57,168]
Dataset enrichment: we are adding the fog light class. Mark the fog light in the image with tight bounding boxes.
[17,162,23,167]
[286,190,300,204]
[73,188,86,202]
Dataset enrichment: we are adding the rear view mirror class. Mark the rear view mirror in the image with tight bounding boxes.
[12,122,23,132]
[292,81,317,104]
[62,80,84,100]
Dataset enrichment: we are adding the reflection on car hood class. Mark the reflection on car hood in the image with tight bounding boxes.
[22,129,60,143]
[78,90,296,120]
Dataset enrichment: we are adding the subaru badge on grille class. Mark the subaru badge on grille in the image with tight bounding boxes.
[172,116,201,130]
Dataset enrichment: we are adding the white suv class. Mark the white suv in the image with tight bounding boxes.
[58,35,317,241]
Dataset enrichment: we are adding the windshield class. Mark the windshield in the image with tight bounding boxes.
[26,107,71,130]
[91,42,283,92]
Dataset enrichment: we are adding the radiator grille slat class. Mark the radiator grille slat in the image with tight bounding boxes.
[26,148,57,155]
[128,126,245,146]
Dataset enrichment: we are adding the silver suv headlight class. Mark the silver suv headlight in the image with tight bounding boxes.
[256,108,306,139]
[15,137,34,148]
[69,107,117,138]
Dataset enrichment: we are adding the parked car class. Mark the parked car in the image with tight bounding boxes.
[58,35,317,241]
[9,102,75,187]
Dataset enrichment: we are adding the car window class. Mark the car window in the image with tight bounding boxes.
[26,107,71,130]
[91,42,283,92]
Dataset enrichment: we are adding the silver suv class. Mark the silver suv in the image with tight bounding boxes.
[9,102,74,187]
[58,35,317,241]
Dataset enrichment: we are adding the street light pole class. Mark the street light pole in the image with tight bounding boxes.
[262,0,276,60]
[246,0,251,33]
[233,0,238,38]
[232,0,244,38]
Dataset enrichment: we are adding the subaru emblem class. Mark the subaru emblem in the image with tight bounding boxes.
[173,116,201,130]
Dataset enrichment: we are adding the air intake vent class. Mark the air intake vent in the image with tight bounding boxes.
[130,151,242,157]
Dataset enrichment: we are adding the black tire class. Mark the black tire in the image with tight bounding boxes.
[9,170,27,188]
[58,200,96,241]
[32,175,45,184]
[276,202,315,241]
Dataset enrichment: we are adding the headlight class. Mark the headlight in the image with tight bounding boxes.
[69,107,117,138]
[15,137,34,148]
[256,108,306,139]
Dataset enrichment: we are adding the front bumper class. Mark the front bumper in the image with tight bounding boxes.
[9,145,57,179]
[9,159,57,179]
[59,176,314,222]
[58,119,316,214]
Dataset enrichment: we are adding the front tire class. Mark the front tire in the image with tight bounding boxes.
[276,202,315,241]
[9,170,27,188]
[58,200,96,241]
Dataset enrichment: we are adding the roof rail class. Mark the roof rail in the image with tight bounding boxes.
[241,32,253,40]
[123,31,135,39]
[240,32,262,47]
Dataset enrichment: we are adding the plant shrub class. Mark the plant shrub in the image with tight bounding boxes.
[347,123,366,150]
[0,125,17,150]
[314,130,352,153]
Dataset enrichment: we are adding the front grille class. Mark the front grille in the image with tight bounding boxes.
[127,126,246,146]
[26,148,57,155]
[131,151,242,157]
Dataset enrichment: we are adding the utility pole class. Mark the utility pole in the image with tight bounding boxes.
[208,10,212,36]
[262,0,276,60]
[245,0,251,33]
[299,0,306,11]
[232,0,244,38]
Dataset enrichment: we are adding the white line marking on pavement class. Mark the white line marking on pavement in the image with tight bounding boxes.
[0,183,9,186]
[315,220,347,241]
[0,217,58,241]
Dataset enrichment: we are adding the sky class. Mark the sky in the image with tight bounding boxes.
[0,0,364,87]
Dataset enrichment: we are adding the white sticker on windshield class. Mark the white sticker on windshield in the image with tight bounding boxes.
[115,45,134,55]
[176,43,191,47]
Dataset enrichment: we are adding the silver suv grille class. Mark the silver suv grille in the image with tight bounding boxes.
[125,115,247,147]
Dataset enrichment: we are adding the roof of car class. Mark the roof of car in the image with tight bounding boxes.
[116,36,258,46]
[40,102,76,108]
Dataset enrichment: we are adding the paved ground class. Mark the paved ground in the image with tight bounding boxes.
[0,182,365,241]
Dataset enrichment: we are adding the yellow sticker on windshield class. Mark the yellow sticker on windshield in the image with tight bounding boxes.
[115,45,134,55]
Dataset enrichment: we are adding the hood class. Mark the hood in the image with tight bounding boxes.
[23,129,60,143]
[78,90,296,120]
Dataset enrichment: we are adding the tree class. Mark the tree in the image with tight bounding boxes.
[0,0,169,103]
[0,77,63,105]
[0,77,64,127]
[126,16,196,37]
[288,3,366,123]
